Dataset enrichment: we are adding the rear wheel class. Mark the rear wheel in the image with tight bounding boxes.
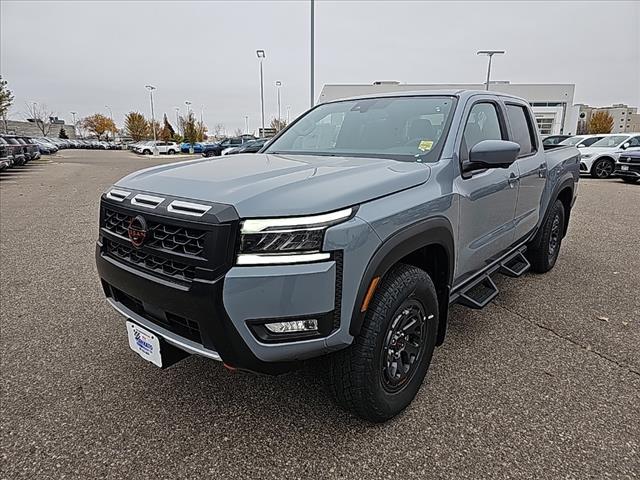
[325,264,438,423]
[168,149,176,155]
[591,158,615,178]
[143,149,151,155]
[527,199,565,273]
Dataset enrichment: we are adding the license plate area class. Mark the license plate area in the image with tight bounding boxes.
[621,165,629,171]
[126,321,162,367]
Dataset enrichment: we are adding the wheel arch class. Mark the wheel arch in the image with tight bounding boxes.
[349,216,454,346]
[590,155,615,175]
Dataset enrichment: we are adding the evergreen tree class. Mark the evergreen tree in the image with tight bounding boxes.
[59,127,68,139]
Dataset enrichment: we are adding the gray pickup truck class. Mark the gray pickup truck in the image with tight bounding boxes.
[96,90,579,422]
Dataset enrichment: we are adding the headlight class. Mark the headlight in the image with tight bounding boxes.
[237,207,354,265]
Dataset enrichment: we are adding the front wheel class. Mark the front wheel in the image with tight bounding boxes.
[168,149,176,155]
[621,177,638,184]
[325,264,438,423]
[527,199,565,273]
[591,158,614,178]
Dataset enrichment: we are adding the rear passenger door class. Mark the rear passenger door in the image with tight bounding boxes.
[505,102,547,241]
[454,99,519,283]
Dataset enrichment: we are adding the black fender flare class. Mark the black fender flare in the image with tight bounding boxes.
[535,176,575,242]
[349,216,455,341]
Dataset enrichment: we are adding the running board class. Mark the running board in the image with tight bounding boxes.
[456,275,499,309]
[499,250,530,278]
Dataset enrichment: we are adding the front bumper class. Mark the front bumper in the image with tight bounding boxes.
[614,163,640,178]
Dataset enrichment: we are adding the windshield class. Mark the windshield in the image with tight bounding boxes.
[590,135,628,147]
[264,96,455,161]
[559,136,586,146]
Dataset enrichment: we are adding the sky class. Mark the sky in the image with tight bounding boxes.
[1,0,639,134]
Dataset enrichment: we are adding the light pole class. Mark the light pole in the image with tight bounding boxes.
[200,105,204,125]
[477,50,505,90]
[256,49,266,134]
[184,101,193,153]
[174,107,180,134]
[185,101,192,115]
[244,115,249,134]
[310,0,315,108]
[145,84,158,156]
[275,81,282,127]
[286,106,291,124]
[105,105,113,141]
[70,111,77,138]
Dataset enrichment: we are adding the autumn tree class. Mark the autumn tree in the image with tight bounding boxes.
[148,119,161,141]
[82,113,116,140]
[159,114,175,142]
[124,112,149,141]
[181,112,199,144]
[25,102,56,136]
[196,120,207,142]
[0,76,14,133]
[588,111,614,134]
[270,117,288,133]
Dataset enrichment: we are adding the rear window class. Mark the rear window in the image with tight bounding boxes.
[506,104,537,156]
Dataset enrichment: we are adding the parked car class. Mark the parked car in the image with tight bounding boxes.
[201,135,256,157]
[18,137,41,160]
[1,136,27,165]
[134,141,181,155]
[0,139,12,170]
[578,133,640,178]
[33,138,58,154]
[558,134,605,148]
[225,138,269,155]
[542,134,572,146]
[180,142,205,154]
[614,150,640,184]
[96,90,579,422]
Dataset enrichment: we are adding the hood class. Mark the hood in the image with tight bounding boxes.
[116,153,430,217]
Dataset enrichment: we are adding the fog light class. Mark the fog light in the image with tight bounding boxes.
[264,319,318,333]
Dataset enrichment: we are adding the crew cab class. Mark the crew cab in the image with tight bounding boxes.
[96,91,579,422]
[579,133,640,178]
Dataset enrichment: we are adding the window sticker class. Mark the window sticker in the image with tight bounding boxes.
[418,140,434,152]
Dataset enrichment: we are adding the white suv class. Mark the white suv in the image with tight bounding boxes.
[134,141,180,155]
[579,133,640,178]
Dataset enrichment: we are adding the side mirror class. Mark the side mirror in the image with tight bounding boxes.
[577,144,585,148]
[466,140,520,170]
[621,142,630,150]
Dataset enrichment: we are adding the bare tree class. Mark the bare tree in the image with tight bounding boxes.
[25,102,56,136]
[211,123,225,140]
[233,127,243,137]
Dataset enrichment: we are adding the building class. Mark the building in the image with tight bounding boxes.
[576,104,640,134]
[319,82,579,135]
[2,119,77,138]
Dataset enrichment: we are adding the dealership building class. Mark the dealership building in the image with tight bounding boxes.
[318,82,580,136]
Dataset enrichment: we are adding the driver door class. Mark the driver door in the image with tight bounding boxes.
[453,99,519,285]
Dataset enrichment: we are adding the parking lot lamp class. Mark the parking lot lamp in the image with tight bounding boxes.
[477,50,505,90]
[70,111,77,138]
[275,81,282,124]
[145,85,159,156]
[105,105,113,141]
[174,107,180,135]
[244,115,249,134]
[256,49,266,134]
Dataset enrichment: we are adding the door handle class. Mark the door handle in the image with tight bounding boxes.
[508,172,518,188]
[538,164,547,178]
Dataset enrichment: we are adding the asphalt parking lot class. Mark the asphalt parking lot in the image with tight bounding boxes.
[1,150,639,479]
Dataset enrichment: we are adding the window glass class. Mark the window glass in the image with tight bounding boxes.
[506,104,536,156]
[264,96,455,161]
[461,103,503,160]
[627,136,640,147]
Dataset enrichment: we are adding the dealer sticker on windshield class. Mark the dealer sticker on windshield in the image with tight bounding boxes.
[418,140,434,152]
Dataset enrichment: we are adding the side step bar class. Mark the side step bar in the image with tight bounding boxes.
[451,248,530,310]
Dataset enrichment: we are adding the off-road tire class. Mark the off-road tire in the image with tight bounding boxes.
[325,264,438,423]
[527,199,565,273]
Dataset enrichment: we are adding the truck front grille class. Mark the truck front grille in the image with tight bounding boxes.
[106,241,196,281]
[104,208,206,257]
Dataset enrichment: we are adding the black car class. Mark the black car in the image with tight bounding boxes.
[0,138,12,170]
[225,138,269,155]
[1,136,27,165]
[615,150,640,184]
[201,135,256,157]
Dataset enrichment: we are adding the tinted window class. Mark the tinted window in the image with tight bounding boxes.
[461,102,503,160]
[506,104,536,156]
[581,137,602,147]
[627,136,640,147]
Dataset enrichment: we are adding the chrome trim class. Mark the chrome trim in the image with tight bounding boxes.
[167,200,212,217]
[131,193,164,208]
[106,298,222,361]
[236,252,331,265]
[241,208,353,234]
[106,189,131,202]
